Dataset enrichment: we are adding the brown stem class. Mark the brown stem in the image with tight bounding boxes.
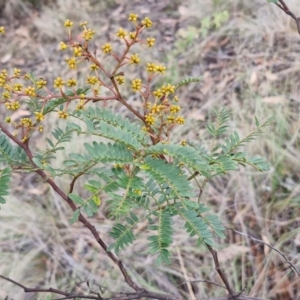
[205,244,237,297]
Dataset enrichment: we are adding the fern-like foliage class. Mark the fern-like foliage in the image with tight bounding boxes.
[0,167,11,207]
[0,132,29,166]
[177,208,214,246]
[175,76,202,90]
[148,208,173,264]
[76,107,149,150]
[107,212,139,254]
[206,108,231,138]
[147,144,211,177]
[141,157,194,199]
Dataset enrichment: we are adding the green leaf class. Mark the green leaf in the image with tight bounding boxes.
[175,76,202,90]
[70,209,80,224]
[142,157,193,199]
[148,209,173,264]
[68,193,85,205]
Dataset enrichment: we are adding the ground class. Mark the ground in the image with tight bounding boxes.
[0,0,300,299]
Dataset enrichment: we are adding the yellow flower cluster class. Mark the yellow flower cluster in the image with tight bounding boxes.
[0,26,5,34]
[67,78,77,87]
[0,69,8,86]
[35,112,45,122]
[64,19,73,27]
[24,86,36,97]
[54,77,65,88]
[5,101,20,110]
[13,83,23,91]
[116,28,127,38]
[90,64,99,71]
[58,111,68,119]
[83,28,95,41]
[142,17,152,28]
[132,79,142,91]
[36,79,47,89]
[146,37,155,47]
[60,42,67,50]
[102,43,112,53]
[13,68,21,77]
[73,46,83,57]
[66,57,77,69]
[130,53,140,64]
[128,13,138,22]
[20,117,33,128]
[116,76,125,85]
[86,75,99,85]
[145,113,155,125]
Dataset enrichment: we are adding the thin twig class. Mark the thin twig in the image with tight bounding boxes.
[226,227,300,276]
[272,0,300,35]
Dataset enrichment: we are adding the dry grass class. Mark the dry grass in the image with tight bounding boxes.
[1,0,300,299]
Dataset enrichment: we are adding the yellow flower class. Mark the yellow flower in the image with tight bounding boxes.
[38,125,43,132]
[128,13,138,22]
[90,64,99,71]
[170,105,181,114]
[146,37,155,47]
[80,21,88,27]
[73,46,83,57]
[13,83,23,91]
[131,79,142,91]
[0,26,5,34]
[54,77,65,88]
[116,76,125,85]
[67,78,77,87]
[66,57,77,69]
[142,17,152,28]
[58,111,68,119]
[36,79,47,89]
[86,75,98,85]
[35,112,45,122]
[24,86,36,97]
[24,73,30,80]
[59,41,67,50]
[102,43,112,53]
[156,65,166,74]
[11,101,20,110]
[2,91,10,99]
[175,116,185,124]
[145,113,155,125]
[116,27,127,38]
[162,84,175,94]
[129,32,137,40]
[153,89,163,98]
[13,68,21,77]
[20,117,32,127]
[130,53,140,64]
[83,28,95,41]
[5,117,11,123]
[146,63,157,73]
[64,19,73,27]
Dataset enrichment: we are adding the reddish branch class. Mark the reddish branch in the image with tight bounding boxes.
[273,0,300,34]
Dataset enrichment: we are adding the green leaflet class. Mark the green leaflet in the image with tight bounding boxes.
[148,209,173,264]
[175,76,202,90]
[141,157,194,199]
[78,107,149,149]
[0,167,11,206]
[108,212,139,254]
[147,143,211,176]
[0,132,28,166]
